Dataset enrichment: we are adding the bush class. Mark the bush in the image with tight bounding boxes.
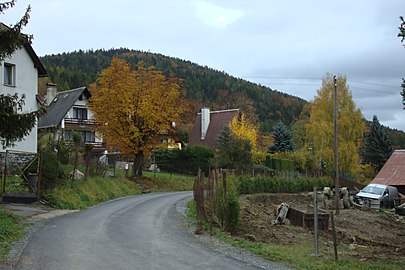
[154,145,214,175]
[236,175,332,194]
[226,194,240,233]
[216,175,240,234]
[40,150,64,191]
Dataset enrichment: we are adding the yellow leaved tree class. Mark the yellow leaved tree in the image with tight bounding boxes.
[90,57,187,176]
[306,74,365,176]
[229,113,258,152]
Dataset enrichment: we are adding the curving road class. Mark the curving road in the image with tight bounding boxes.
[15,192,291,270]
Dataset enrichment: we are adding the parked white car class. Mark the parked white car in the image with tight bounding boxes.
[354,184,399,208]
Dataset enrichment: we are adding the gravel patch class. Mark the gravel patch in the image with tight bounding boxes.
[175,198,295,270]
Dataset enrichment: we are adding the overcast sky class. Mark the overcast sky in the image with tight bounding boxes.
[3,0,405,131]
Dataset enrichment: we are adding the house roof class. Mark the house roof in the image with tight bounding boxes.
[188,109,239,148]
[371,150,405,187]
[0,23,47,77]
[38,87,90,129]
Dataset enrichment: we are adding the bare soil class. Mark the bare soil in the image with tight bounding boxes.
[236,193,405,260]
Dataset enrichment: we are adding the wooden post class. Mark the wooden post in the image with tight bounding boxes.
[313,187,319,256]
[210,169,215,224]
[333,75,340,215]
[331,211,339,261]
[36,152,42,199]
[2,150,8,193]
[222,170,227,232]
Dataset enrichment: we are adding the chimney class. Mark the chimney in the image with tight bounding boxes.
[201,107,210,140]
[46,83,57,106]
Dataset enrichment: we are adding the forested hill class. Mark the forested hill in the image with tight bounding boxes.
[40,48,306,131]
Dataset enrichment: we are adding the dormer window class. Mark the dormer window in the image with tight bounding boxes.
[3,63,15,86]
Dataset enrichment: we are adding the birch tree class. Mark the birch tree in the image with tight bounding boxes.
[306,74,365,175]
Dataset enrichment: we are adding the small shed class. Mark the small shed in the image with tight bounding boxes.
[371,150,405,195]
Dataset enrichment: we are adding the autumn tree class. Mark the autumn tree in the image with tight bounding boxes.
[0,1,43,149]
[268,122,295,154]
[361,115,392,172]
[90,58,187,176]
[305,74,365,176]
[228,112,258,152]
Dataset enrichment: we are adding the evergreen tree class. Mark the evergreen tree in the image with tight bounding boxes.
[0,1,32,61]
[0,1,42,149]
[216,127,253,174]
[362,115,392,172]
[268,122,295,154]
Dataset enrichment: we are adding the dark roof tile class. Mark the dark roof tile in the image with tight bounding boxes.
[38,87,89,129]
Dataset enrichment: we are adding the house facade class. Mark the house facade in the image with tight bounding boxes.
[0,32,48,153]
[38,86,105,151]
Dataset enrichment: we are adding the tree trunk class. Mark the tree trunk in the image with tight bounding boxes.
[132,151,144,177]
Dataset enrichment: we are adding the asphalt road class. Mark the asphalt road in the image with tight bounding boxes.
[15,192,291,270]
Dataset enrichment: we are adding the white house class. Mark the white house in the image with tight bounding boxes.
[0,23,48,153]
[38,86,106,152]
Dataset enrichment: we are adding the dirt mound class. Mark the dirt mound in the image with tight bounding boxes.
[236,193,405,260]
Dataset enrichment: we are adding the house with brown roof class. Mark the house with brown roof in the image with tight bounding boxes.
[371,149,405,194]
[188,108,239,148]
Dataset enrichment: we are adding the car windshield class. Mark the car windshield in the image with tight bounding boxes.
[361,186,384,195]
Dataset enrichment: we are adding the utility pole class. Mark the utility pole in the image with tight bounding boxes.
[334,75,340,215]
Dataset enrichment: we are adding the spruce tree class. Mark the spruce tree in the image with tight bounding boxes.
[362,115,392,172]
[268,122,295,154]
[216,127,253,174]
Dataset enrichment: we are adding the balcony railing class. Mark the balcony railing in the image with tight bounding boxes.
[64,118,97,126]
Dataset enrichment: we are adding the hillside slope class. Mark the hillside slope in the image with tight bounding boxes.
[40,48,306,131]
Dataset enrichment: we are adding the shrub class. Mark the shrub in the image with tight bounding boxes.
[236,175,332,194]
[216,175,240,234]
[153,145,214,175]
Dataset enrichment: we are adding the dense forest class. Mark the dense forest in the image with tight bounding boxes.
[40,48,405,148]
[40,48,306,132]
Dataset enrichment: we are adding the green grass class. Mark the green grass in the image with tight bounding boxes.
[43,176,142,209]
[139,171,195,191]
[0,209,26,260]
[213,231,405,270]
[185,199,404,270]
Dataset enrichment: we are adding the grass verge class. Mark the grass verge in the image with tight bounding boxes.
[43,176,141,209]
[136,171,195,191]
[0,209,26,260]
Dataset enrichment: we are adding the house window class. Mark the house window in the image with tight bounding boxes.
[82,131,95,143]
[73,107,88,120]
[3,63,15,86]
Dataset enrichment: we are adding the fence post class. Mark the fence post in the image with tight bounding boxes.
[36,152,42,199]
[331,211,339,261]
[222,170,227,232]
[313,186,319,256]
[3,150,8,193]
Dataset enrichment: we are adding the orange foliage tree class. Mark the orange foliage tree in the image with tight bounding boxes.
[90,57,187,176]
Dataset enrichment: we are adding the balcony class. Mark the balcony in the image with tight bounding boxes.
[64,118,97,126]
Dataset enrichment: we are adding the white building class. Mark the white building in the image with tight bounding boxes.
[0,24,48,153]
